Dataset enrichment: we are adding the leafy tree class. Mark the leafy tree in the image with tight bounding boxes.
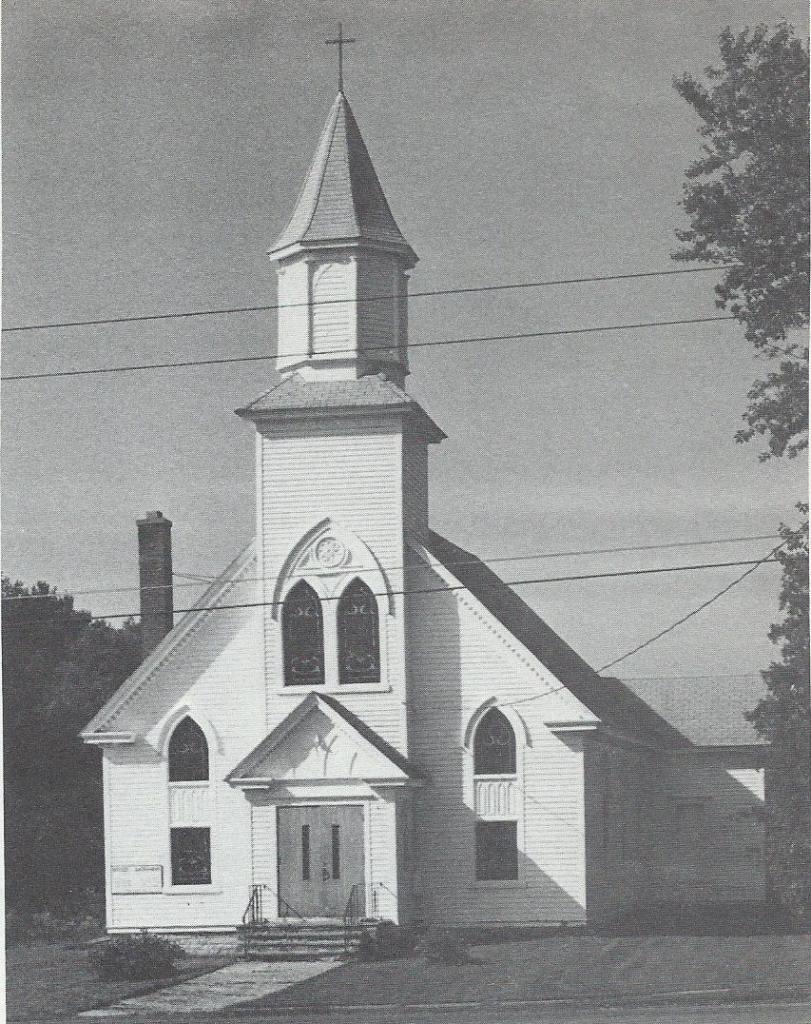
[2,577,141,913]
[674,23,809,461]
[674,24,810,926]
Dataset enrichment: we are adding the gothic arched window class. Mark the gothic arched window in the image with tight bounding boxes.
[337,578,380,685]
[473,708,516,775]
[168,717,209,782]
[283,581,325,686]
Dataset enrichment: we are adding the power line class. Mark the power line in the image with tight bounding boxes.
[2,314,735,383]
[0,532,780,603]
[13,556,780,625]
[596,540,788,672]
[1,265,736,335]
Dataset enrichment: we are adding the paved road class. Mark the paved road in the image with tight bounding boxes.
[22,996,811,1024]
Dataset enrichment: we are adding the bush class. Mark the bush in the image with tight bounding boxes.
[419,928,469,964]
[88,932,185,980]
[355,921,423,961]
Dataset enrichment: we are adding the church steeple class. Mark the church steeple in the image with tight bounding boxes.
[269,93,416,385]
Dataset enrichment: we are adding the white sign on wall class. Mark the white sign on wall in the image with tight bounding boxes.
[111,864,163,894]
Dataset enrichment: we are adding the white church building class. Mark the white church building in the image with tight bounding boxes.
[83,91,770,934]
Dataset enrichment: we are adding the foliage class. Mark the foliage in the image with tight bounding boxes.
[673,23,809,461]
[6,905,104,947]
[675,23,810,929]
[419,928,470,964]
[355,921,423,961]
[746,512,811,928]
[2,577,142,913]
[88,933,185,981]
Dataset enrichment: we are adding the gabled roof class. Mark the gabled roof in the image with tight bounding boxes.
[235,374,445,442]
[227,691,424,784]
[81,541,257,739]
[425,531,687,747]
[619,673,767,747]
[269,92,416,264]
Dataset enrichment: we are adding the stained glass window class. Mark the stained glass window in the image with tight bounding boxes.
[170,827,211,885]
[337,579,380,685]
[473,708,516,775]
[168,717,209,782]
[282,581,325,686]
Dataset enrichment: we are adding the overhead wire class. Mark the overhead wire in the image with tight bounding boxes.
[596,539,788,672]
[2,314,736,382]
[8,556,782,627]
[1,264,737,334]
[0,532,780,603]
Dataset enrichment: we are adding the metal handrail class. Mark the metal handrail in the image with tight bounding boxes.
[241,883,307,926]
[342,883,362,952]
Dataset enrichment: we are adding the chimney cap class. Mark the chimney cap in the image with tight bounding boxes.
[137,510,172,526]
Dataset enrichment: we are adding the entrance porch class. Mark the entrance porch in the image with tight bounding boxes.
[226,692,424,925]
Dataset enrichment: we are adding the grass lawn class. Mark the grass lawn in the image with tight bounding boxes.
[241,934,811,1011]
[6,941,233,1021]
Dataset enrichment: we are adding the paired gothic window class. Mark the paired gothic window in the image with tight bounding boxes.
[283,581,325,685]
[337,579,380,685]
[168,717,209,782]
[282,578,380,687]
[473,708,516,776]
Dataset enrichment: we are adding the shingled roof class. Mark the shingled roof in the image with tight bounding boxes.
[235,374,446,441]
[269,92,416,263]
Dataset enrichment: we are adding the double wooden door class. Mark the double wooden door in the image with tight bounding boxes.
[277,805,365,918]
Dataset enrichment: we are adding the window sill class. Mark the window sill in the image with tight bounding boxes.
[270,684,393,696]
[163,885,221,895]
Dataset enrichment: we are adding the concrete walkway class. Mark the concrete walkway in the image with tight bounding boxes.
[79,959,338,1016]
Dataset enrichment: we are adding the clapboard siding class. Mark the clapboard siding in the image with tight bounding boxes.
[647,753,766,903]
[402,434,428,541]
[406,558,589,924]
[357,257,396,352]
[259,417,409,749]
[312,261,353,353]
[102,588,266,930]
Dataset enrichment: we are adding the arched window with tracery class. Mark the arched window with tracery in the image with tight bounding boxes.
[283,581,325,686]
[168,717,209,782]
[337,578,380,685]
[473,708,516,776]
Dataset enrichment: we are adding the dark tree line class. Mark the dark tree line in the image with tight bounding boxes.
[3,577,142,913]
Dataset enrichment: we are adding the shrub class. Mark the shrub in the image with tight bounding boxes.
[355,921,423,961]
[88,932,185,980]
[419,928,469,964]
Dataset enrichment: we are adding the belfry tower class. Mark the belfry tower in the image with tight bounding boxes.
[238,89,443,745]
[268,92,417,387]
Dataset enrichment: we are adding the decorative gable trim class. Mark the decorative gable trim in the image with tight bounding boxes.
[227,691,422,786]
[80,541,257,740]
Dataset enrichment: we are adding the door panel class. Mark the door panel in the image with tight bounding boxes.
[277,805,365,918]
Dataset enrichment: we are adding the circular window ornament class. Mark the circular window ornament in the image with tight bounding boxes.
[315,537,346,568]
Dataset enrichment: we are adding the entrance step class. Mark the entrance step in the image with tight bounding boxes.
[238,921,370,962]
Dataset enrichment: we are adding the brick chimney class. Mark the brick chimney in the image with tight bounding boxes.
[137,511,173,658]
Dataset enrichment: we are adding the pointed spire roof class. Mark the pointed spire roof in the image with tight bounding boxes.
[269,92,416,264]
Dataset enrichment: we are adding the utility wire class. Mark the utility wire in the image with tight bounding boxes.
[2,314,735,383]
[596,540,788,673]
[0,533,780,603]
[12,557,780,626]
[1,265,735,335]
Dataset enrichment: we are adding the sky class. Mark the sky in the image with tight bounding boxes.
[3,0,807,679]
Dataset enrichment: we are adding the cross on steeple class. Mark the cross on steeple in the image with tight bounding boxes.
[325,23,356,93]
